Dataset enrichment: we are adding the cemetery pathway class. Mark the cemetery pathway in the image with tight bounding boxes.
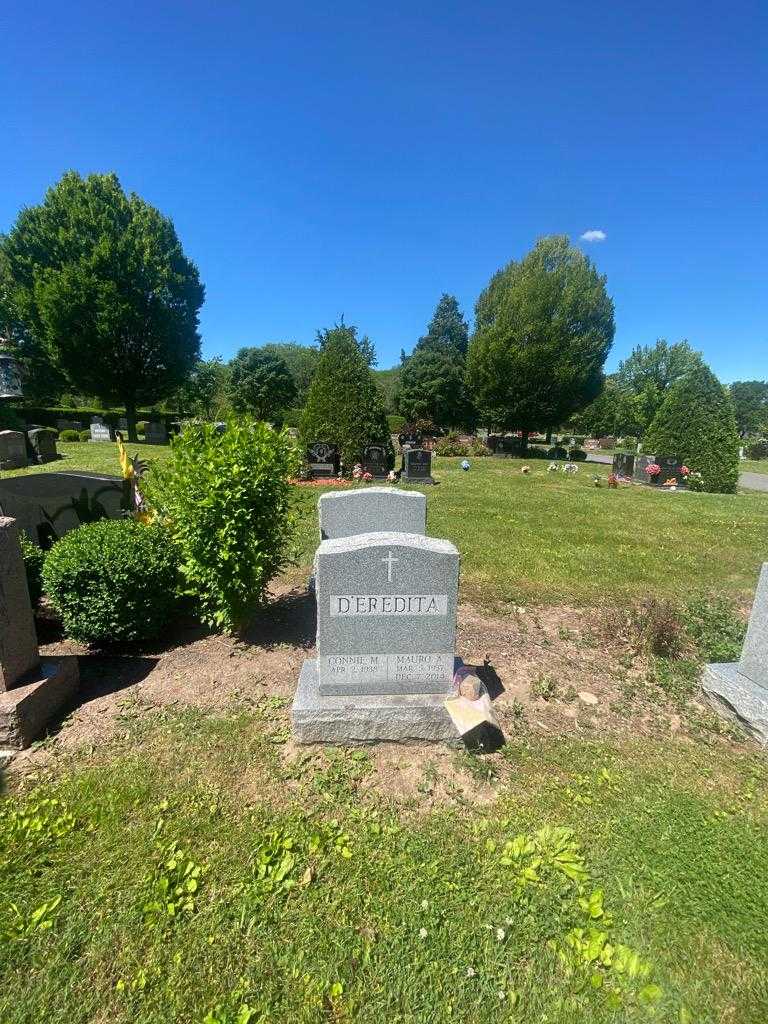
[586,453,768,492]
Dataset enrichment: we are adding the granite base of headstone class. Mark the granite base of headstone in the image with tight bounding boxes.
[292,531,462,743]
[28,428,58,464]
[401,448,434,484]
[633,454,687,488]
[0,517,79,749]
[0,430,28,470]
[702,563,768,745]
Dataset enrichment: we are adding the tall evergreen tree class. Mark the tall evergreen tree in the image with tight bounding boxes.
[299,323,392,468]
[466,236,614,443]
[396,294,473,428]
[643,363,740,493]
[1,171,204,440]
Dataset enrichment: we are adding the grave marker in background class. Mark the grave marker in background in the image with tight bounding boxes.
[318,488,426,540]
[401,448,434,484]
[0,430,28,470]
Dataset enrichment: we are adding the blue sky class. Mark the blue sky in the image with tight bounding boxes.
[2,1,766,379]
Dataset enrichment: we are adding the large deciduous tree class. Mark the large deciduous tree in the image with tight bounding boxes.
[466,236,615,444]
[259,342,320,407]
[729,380,768,437]
[299,322,392,469]
[1,171,204,440]
[614,339,703,435]
[227,347,297,421]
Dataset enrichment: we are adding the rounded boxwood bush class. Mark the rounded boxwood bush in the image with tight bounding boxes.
[78,429,91,442]
[568,448,588,461]
[59,429,80,442]
[547,446,568,460]
[42,520,180,645]
[136,420,149,436]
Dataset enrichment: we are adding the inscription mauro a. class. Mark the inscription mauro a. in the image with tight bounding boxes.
[330,594,448,616]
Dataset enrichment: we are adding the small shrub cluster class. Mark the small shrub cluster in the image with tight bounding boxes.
[78,429,91,442]
[387,414,406,434]
[136,420,149,436]
[145,419,301,633]
[434,435,468,457]
[19,533,45,607]
[745,438,768,460]
[42,519,180,645]
[59,429,80,442]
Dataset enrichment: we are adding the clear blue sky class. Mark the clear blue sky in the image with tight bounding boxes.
[2,1,766,380]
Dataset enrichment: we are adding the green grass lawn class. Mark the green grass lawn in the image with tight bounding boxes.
[4,445,767,607]
[292,457,768,607]
[1,711,766,1024]
[741,459,768,475]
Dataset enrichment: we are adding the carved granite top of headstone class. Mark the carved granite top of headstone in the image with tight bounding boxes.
[307,441,339,477]
[0,472,125,545]
[318,487,426,540]
[315,531,459,697]
[739,563,768,688]
[0,517,40,690]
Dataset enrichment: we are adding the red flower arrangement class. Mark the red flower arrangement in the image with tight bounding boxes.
[645,463,661,477]
[681,465,690,476]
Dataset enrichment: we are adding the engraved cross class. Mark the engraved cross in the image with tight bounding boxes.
[382,551,399,582]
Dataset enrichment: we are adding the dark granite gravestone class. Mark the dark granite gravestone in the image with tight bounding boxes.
[401,448,434,484]
[307,442,339,479]
[56,418,83,433]
[492,436,523,457]
[612,452,635,478]
[0,472,127,547]
[398,431,423,451]
[27,428,58,464]
[633,454,687,488]
[0,430,28,470]
[361,444,391,479]
[144,421,168,445]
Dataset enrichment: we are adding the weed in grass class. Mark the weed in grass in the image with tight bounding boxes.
[457,750,499,785]
[532,674,558,701]
[683,596,746,663]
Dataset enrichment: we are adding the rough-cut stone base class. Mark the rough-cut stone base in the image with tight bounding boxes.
[0,658,79,748]
[701,662,768,745]
[292,659,460,744]
[402,475,435,485]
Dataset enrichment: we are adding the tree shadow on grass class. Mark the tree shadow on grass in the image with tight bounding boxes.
[241,587,316,651]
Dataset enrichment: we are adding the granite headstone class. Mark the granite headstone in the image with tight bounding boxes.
[702,563,768,743]
[315,531,459,697]
[401,448,434,484]
[318,487,426,541]
[0,472,126,546]
[144,421,168,445]
[307,441,339,479]
[28,428,58,464]
[0,430,28,470]
[361,444,391,479]
[90,418,115,442]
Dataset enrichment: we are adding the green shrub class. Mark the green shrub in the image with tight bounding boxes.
[469,439,492,456]
[42,520,180,645]
[136,420,149,436]
[568,448,588,461]
[619,435,638,450]
[745,438,768,460]
[300,324,393,469]
[78,429,91,442]
[434,437,469,457]
[19,534,45,607]
[145,420,301,633]
[387,414,406,434]
[282,407,303,429]
[59,429,80,442]
[643,363,740,493]
[547,446,568,460]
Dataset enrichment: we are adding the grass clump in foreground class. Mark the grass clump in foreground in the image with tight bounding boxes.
[1,710,767,1023]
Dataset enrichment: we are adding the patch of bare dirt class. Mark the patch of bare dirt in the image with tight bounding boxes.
[3,574,748,800]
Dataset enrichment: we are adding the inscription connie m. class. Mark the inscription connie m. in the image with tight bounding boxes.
[330,594,448,616]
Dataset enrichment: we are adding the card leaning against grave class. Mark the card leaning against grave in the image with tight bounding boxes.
[315,531,459,697]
